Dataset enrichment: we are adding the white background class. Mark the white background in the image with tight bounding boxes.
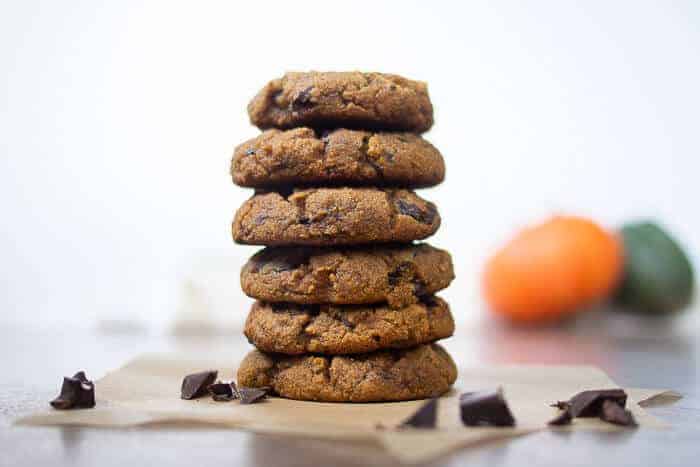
[1,0,698,331]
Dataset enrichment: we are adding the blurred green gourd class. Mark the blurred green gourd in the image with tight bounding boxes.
[615,222,694,314]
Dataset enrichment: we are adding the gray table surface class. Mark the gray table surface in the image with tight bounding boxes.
[1,311,699,467]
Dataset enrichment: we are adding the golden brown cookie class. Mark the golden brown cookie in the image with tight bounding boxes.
[231,128,445,188]
[244,297,454,355]
[248,72,433,133]
[232,188,440,246]
[241,243,454,308]
[236,343,457,402]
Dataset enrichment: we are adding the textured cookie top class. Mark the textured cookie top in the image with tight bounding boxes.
[248,72,434,133]
[231,127,445,189]
[237,343,457,402]
[232,188,440,246]
[241,243,454,308]
[244,296,454,355]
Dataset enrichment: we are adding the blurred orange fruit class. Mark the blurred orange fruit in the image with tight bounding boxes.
[482,215,623,323]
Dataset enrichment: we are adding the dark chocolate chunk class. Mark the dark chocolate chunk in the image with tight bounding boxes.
[560,389,628,418]
[181,370,218,400]
[420,295,440,307]
[239,387,268,404]
[339,314,356,329]
[548,389,631,427]
[291,86,314,111]
[600,400,637,427]
[260,248,312,273]
[50,371,96,410]
[412,280,428,297]
[396,199,437,224]
[387,262,411,286]
[401,398,438,428]
[548,409,573,426]
[253,213,269,226]
[271,303,321,315]
[460,389,516,427]
[207,381,238,402]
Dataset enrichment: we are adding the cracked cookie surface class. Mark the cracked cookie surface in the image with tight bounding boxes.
[231,127,445,188]
[248,71,433,133]
[241,243,453,308]
[232,188,440,246]
[244,297,454,355]
[236,343,457,402]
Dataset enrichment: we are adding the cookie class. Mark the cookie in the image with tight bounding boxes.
[244,297,454,355]
[231,127,445,188]
[241,243,454,308]
[248,72,433,133]
[236,343,457,402]
[232,188,440,246]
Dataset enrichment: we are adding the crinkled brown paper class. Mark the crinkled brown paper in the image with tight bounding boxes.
[16,354,680,463]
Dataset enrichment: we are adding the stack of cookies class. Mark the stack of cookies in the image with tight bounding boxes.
[231,72,457,402]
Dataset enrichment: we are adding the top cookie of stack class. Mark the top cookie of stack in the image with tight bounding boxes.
[232,72,456,402]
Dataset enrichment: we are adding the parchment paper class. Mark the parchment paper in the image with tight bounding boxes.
[15,354,680,463]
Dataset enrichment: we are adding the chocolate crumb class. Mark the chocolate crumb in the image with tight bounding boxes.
[460,388,516,427]
[600,400,638,427]
[550,401,570,410]
[50,371,96,410]
[400,398,438,429]
[181,370,218,400]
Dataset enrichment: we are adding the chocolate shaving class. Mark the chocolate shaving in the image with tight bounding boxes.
[400,398,438,429]
[181,370,218,400]
[50,371,96,410]
[600,400,638,427]
[207,381,238,402]
[460,388,516,427]
[555,389,628,418]
[239,387,268,404]
[549,389,633,427]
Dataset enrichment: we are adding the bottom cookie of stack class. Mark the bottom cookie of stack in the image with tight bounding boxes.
[237,343,457,403]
